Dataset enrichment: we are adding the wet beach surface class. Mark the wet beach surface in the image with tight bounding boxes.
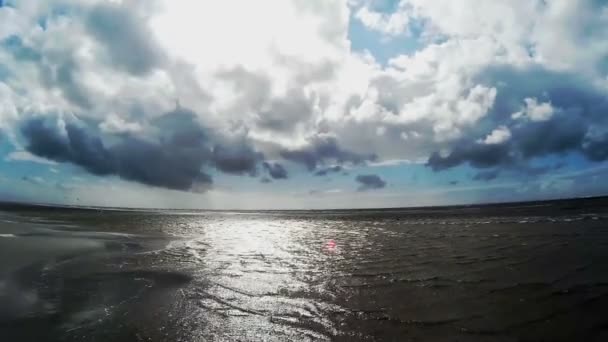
[1,198,608,341]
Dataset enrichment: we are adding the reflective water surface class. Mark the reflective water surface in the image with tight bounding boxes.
[1,198,608,341]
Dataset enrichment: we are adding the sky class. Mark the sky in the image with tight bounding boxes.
[0,0,607,209]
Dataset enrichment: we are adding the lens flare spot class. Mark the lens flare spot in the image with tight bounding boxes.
[323,239,338,254]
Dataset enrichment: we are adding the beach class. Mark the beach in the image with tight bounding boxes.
[1,198,608,341]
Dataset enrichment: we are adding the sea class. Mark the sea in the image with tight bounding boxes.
[1,197,608,341]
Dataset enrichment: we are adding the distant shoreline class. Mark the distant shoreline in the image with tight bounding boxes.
[1,195,607,214]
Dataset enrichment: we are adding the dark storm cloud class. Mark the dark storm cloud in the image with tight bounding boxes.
[212,142,262,176]
[516,115,587,159]
[427,66,608,173]
[262,162,288,179]
[110,135,213,191]
[280,136,377,171]
[21,118,114,175]
[20,108,264,192]
[86,2,165,75]
[427,142,512,172]
[355,174,386,191]
[314,165,343,176]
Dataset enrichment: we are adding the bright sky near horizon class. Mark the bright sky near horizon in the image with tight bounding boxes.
[0,0,607,209]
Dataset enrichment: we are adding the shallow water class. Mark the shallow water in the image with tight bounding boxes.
[1,198,608,341]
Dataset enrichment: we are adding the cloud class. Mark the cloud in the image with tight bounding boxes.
[2,35,40,62]
[21,117,115,176]
[427,142,512,171]
[256,89,315,132]
[479,126,511,145]
[355,174,386,191]
[314,165,343,176]
[99,114,142,134]
[427,113,588,172]
[5,150,57,165]
[212,141,262,176]
[354,5,411,37]
[54,60,93,109]
[85,2,166,75]
[262,162,288,179]
[427,64,608,173]
[308,188,343,196]
[280,135,377,171]
[511,98,554,122]
[583,132,608,162]
[19,107,263,192]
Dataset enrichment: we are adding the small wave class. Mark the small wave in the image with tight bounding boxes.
[0,234,16,238]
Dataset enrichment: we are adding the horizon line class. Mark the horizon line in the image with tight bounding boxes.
[1,194,606,213]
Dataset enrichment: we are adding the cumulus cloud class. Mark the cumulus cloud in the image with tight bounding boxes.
[280,135,377,171]
[479,126,511,145]
[511,98,554,122]
[262,162,288,180]
[212,141,262,176]
[427,142,511,172]
[19,108,263,192]
[426,64,608,174]
[355,5,411,37]
[86,1,166,75]
[355,174,386,191]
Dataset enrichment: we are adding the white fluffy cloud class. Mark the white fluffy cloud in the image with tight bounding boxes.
[512,98,554,122]
[480,126,511,145]
[355,5,410,36]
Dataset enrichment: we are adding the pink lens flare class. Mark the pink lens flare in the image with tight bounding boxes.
[323,239,338,254]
